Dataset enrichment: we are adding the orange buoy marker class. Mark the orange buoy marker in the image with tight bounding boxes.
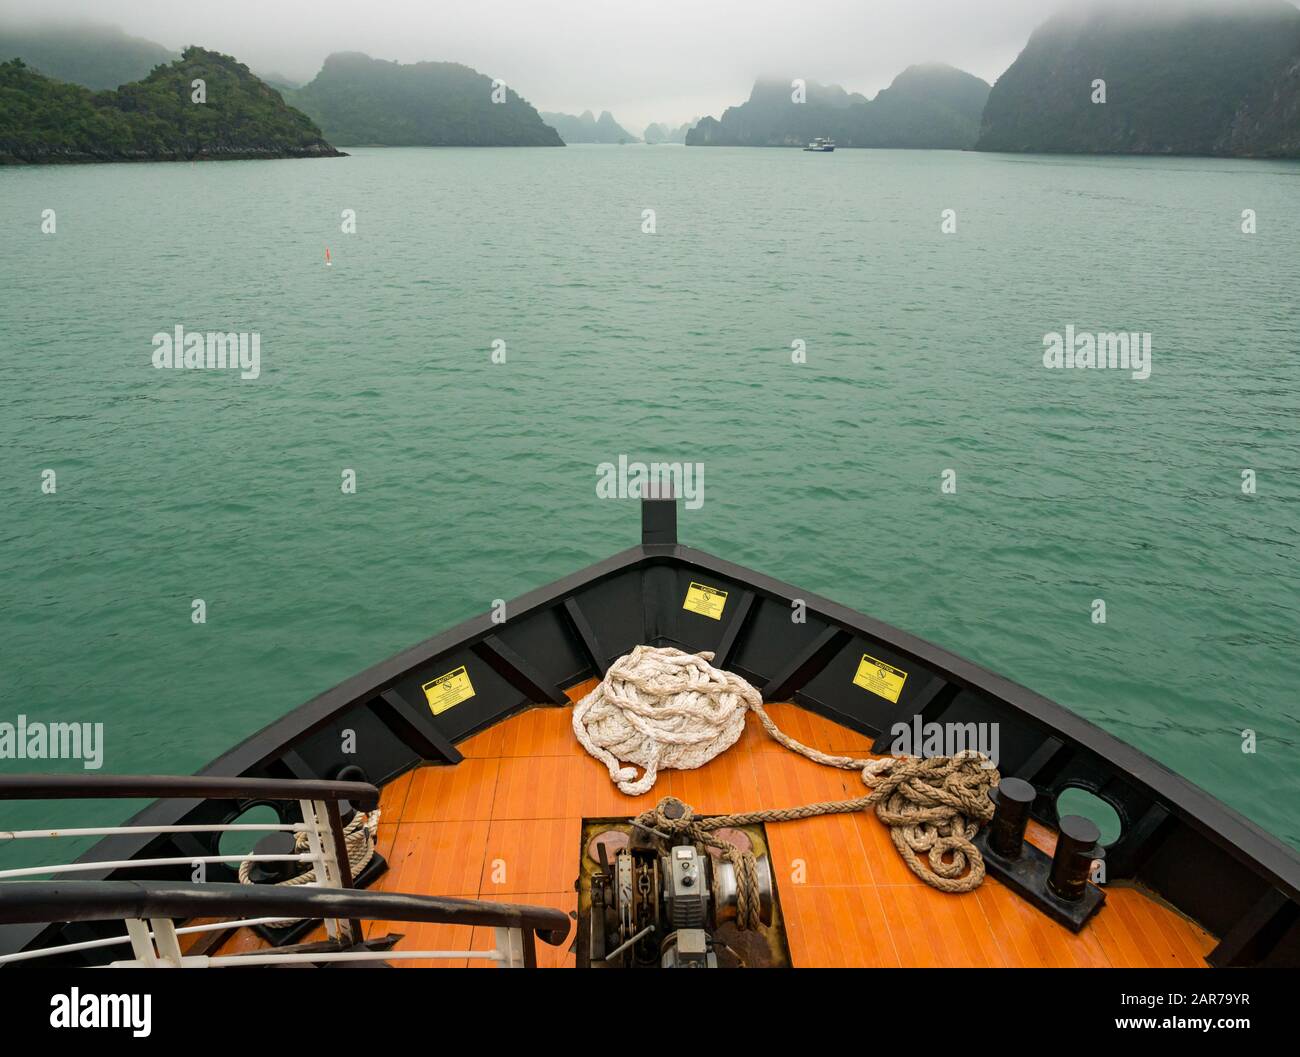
[325,246,332,267]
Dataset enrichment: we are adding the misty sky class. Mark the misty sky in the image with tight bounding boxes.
[0,1,1279,131]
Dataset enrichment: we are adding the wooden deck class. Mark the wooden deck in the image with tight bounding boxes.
[215,679,1216,967]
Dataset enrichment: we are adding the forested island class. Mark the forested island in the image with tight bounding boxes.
[0,47,341,164]
[288,52,562,147]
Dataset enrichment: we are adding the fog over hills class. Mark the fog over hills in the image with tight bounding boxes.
[0,19,176,88]
[687,65,991,148]
[540,110,639,144]
[4,3,1297,158]
[0,0,1083,132]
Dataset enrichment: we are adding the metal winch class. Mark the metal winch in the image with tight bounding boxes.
[586,825,774,968]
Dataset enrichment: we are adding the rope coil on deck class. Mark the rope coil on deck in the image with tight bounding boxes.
[576,645,999,904]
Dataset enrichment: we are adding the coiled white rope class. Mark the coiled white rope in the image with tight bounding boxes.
[573,644,895,795]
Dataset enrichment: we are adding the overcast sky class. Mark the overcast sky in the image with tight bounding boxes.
[0,1,1279,131]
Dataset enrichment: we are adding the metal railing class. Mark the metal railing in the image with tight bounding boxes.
[0,881,571,967]
[0,774,569,967]
[0,774,378,949]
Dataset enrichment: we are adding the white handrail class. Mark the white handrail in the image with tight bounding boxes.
[107,916,527,968]
[0,853,314,880]
[194,950,503,966]
[1,823,304,841]
[0,917,297,965]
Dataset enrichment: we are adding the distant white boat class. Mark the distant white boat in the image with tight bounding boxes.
[803,137,835,152]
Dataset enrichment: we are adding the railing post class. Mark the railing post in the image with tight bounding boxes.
[299,799,339,941]
[124,919,159,967]
[324,798,363,945]
[494,926,529,968]
[150,917,184,967]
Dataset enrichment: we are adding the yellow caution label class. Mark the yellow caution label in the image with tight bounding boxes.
[682,582,728,620]
[422,665,476,716]
[852,653,908,704]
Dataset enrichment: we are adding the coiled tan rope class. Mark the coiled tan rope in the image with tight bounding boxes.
[237,808,381,926]
[578,646,999,896]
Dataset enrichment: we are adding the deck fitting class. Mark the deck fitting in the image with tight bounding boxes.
[973,825,1105,933]
[641,492,678,545]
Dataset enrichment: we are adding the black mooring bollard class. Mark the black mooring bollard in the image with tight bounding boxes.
[333,765,368,826]
[246,831,300,885]
[1048,815,1104,902]
[988,777,1037,859]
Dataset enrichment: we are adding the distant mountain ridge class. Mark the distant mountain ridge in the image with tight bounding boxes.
[686,64,991,148]
[258,72,301,92]
[540,109,638,143]
[289,52,562,146]
[976,0,1300,157]
[0,19,176,89]
[643,120,695,144]
[0,47,342,164]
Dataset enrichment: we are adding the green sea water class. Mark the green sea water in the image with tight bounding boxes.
[2,145,1298,868]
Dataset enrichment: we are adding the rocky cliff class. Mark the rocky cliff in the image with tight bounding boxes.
[976,1,1300,157]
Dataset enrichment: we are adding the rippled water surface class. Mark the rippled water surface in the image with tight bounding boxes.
[2,145,1298,861]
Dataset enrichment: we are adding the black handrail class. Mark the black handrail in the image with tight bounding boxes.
[0,881,571,965]
[0,774,380,811]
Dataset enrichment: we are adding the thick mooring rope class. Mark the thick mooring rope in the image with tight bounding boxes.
[577,646,999,901]
[238,809,381,926]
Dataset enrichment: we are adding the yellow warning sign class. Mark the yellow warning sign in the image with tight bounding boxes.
[422,665,476,716]
[682,582,728,620]
[852,653,908,704]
